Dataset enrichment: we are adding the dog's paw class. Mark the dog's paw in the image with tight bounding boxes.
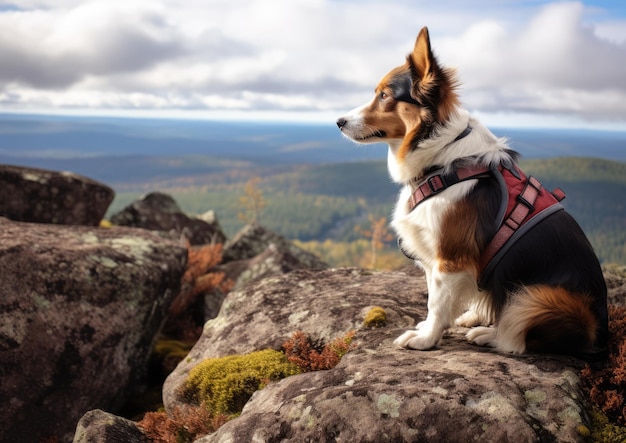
[455,310,482,328]
[394,328,440,350]
[466,326,497,347]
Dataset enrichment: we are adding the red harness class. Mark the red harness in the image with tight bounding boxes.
[406,163,566,286]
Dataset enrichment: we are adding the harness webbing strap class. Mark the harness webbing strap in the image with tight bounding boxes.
[478,174,542,273]
[404,162,566,286]
[408,165,491,211]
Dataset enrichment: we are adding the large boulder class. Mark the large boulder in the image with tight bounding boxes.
[219,243,326,292]
[73,409,148,443]
[202,242,330,319]
[0,164,114,225]
[110,192,226,245]
[201,225,328,319]
[0,217,187,443]
[164,268,594,442]
[221,222,327,268]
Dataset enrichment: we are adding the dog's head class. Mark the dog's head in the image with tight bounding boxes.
[337,27,460,162]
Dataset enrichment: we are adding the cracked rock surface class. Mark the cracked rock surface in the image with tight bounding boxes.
[164,267,591,443]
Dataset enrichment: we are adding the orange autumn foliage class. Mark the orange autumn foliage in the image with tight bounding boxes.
[355,215,395,269]
[166,242,233,342]
[137,403,229,443]
[170,242,232,319]
[282,330,355,372]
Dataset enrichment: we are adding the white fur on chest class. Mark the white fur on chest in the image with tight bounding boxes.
[391,180,476,269]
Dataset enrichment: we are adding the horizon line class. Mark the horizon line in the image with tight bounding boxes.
[0,108,625,133]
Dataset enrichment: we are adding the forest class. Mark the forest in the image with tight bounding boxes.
[106,157,626,268]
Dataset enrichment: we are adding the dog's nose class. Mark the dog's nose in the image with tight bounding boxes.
[336,117,347,129]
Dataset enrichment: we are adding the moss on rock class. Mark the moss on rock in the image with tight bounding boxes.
[181,349,301,416]
[589,408,626,442]
[363,306,387,328]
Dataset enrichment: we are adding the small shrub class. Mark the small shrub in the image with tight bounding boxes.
[581,305,626,426]
[364,306,387,328]
[171,243,231,319]
[282,330,356,372]
[180,349,301,416]
[587,408,626,443]
[165,242,233,342]
[137,402,227,443]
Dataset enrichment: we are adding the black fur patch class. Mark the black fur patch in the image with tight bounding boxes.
[389,71,420,106]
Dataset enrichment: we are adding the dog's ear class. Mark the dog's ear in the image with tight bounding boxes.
[406,27,459,125]
[409,27,435,83]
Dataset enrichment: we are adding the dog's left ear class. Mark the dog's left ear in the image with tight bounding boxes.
[409,27,436,83]
[407,26,459,123]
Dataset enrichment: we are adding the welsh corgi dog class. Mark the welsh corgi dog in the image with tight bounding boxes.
[337,27,608,359]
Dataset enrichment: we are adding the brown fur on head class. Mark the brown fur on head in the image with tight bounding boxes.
[395,27,460,159]
[338,27,460,161]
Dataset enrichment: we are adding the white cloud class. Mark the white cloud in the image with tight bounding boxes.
[437,2,626,122]
[0,0,624,128]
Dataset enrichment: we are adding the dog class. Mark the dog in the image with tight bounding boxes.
[337,27,608,359]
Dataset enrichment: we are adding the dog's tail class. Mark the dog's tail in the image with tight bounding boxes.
[496,285,607,360]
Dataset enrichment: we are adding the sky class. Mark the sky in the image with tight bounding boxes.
[0,0,625,129]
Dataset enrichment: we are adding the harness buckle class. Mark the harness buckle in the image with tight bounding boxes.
[427,175,446,193]
[516,193,535,212]
[516,175,541,212]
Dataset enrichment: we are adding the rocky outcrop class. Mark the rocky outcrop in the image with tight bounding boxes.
[203,243,330,320]
[222,222,327,268]
[0,217,187,443]
[73,409,148,443]
[604,264,626,306]
[199,223,329,320]
[110,192,226,245]
[0,164,114,225]
[164,268,593,443]
[220,242,329,291]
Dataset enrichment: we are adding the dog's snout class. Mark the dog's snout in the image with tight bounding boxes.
[336,117,347,129]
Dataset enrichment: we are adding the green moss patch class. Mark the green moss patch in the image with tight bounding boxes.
[364,306,387,328]
[181,349,301,416]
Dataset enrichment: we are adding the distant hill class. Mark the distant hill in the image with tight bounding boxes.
[105,157,626,265]
[521,158,626,265]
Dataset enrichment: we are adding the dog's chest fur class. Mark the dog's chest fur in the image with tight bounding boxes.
[388,113,509,270]
[392,180,476,269]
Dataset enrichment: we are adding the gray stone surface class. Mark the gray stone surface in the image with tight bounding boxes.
[0,217,187,443]
[73,409,148,443]
[0,164,114,226]
[110,192,226,245]
[164,268,591,443]
[221,222,327,268]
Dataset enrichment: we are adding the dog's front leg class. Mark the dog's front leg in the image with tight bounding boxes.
[394,268,469,350]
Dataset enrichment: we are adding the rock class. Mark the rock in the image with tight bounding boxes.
[73,409,148,443]
[222,242,329,292]
[196,209,219,225]
[202,338,587,442]
[0,164,114,226]
[603,264,626,307]
[110,192,226,245]
[0,217,187,443]
[165,268,592,442]
[203,243,330,320]
[222,222,327,268]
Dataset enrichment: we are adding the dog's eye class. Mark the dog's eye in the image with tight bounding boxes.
[380,92,388,100]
